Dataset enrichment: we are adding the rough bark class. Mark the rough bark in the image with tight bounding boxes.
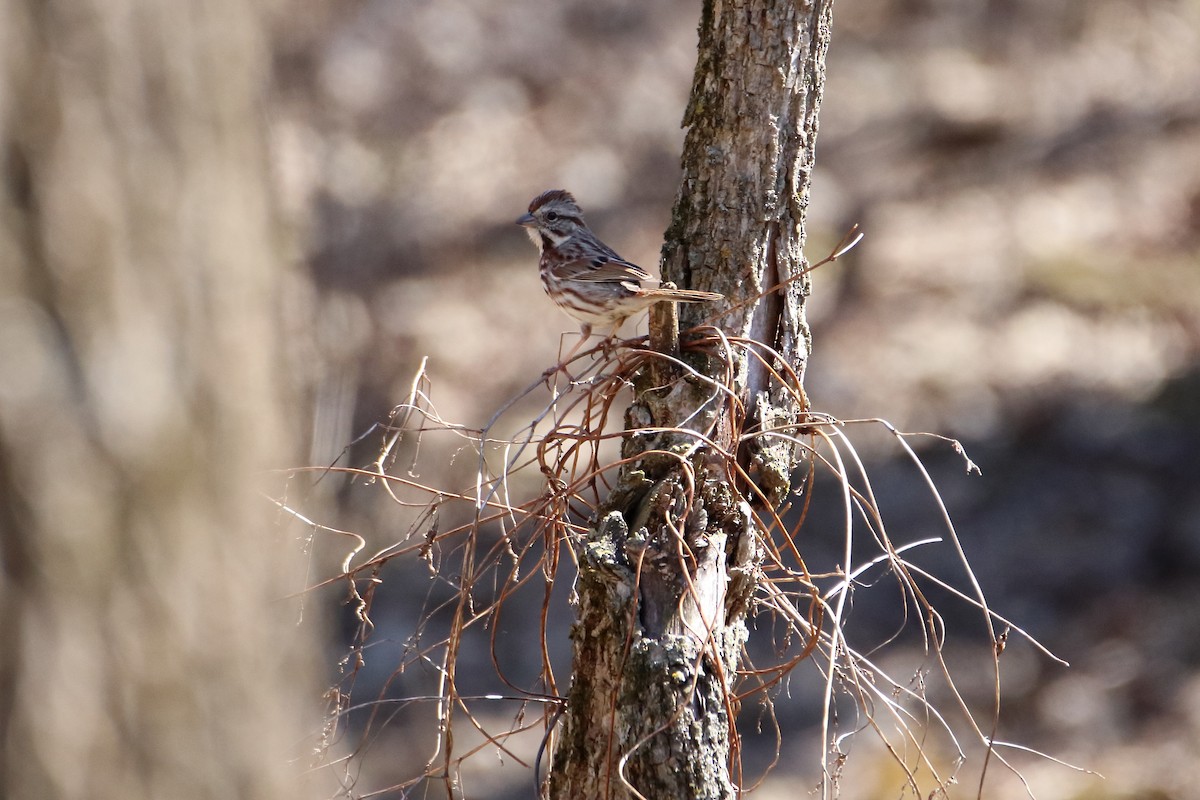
[549,1,834,798]
[0,2,316,799]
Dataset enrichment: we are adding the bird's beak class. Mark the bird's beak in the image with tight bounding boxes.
[516,213,536,227]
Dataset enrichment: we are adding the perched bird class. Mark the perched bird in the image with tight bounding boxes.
[517,189,722,341]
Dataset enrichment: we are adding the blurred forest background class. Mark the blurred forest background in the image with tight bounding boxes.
[274,0,1200,797]
[3,0,1198,798]
[274,0,1200,796]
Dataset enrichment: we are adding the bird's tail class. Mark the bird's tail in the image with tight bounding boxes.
[641,287,723,303]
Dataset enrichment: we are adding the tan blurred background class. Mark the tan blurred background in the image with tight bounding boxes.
[275,0,1200,797]
[1,2,318,799]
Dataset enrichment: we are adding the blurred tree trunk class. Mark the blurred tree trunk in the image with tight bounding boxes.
[549,1,833,798]
[0,2,317,799]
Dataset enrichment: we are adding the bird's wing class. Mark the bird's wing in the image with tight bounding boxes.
[553,253,654,284]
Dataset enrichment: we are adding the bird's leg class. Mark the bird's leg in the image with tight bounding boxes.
[553,323,593,373]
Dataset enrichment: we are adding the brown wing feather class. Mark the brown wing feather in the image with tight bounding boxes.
[550,254,721,302]
[552,254,654,284]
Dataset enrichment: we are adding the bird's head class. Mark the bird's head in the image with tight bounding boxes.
[516,189,586,250]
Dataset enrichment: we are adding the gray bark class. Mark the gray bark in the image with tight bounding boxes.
[0,2,317,799]
[549,1,834,797]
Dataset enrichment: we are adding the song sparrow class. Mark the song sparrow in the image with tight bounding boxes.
[517,189,722,339]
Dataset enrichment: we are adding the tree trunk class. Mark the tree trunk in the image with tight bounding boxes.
[0,2,316,799]
[548,1,834,797]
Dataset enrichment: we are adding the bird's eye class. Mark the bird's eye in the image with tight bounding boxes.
[545,211,559,222]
